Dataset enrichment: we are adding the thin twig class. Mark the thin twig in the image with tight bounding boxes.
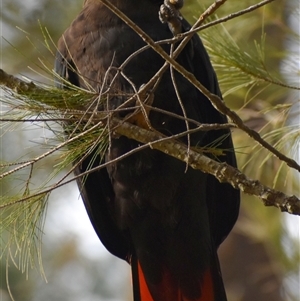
[169,44,191,168]
[0,115,104,180]
[179,0,276,38]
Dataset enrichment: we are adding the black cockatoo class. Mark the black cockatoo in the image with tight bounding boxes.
[55,1,240,300]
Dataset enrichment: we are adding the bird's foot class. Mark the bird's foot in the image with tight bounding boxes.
[159,0,184,36]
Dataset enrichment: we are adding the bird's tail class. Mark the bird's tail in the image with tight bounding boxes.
[131,255,225,301]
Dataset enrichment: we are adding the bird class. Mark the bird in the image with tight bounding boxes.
[54,1,240,300]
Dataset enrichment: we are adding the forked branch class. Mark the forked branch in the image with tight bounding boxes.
[100,0,300,173]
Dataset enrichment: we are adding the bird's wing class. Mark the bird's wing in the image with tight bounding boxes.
[171,19,240,247]
[181,20,240,246]
[54,20,130,261]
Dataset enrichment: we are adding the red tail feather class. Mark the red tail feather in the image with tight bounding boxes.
[134,260,215,301]
[198,269,214,301]
[138,262,155,301]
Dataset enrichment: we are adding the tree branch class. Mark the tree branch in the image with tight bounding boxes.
[0,69,299,215]
[113,119,300,215]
